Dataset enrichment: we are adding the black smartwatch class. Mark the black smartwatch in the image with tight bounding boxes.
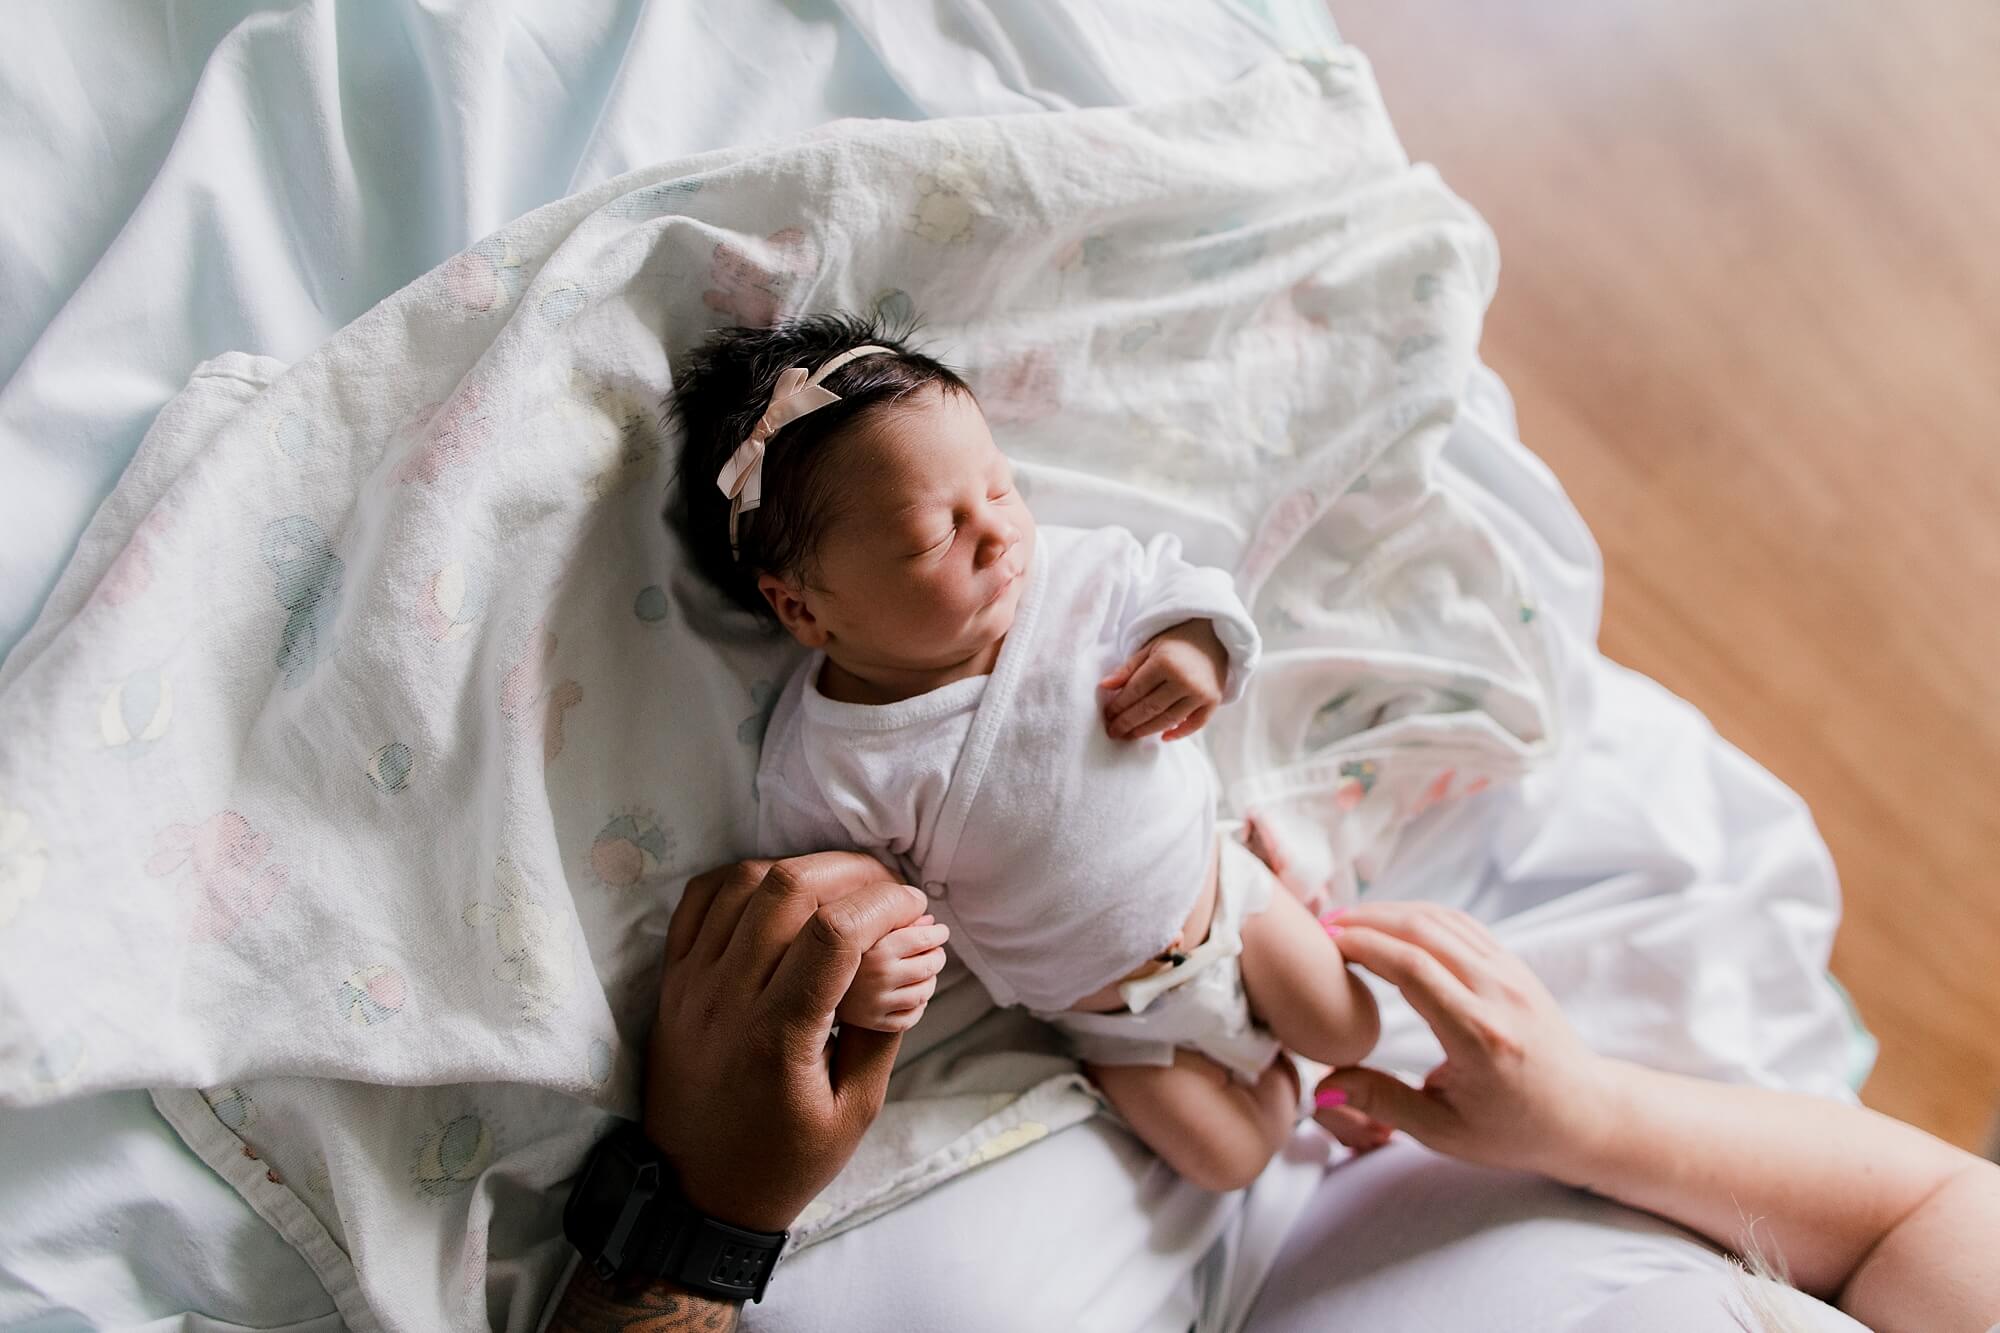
[563,1121,789,1303]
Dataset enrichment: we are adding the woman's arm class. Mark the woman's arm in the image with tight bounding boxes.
[1313,903,2000,1333]
[1566,1060,1999,1325]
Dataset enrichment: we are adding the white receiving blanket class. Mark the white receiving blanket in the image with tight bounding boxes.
[0,49,1851,1333]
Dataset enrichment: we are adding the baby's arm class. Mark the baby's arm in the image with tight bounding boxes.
[759,741,949,1034]
[1101,620,1231,741]
[1101,532,1262,743]
[1091,1050,1300,1194]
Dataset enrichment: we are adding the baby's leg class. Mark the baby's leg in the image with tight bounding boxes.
[1088,1049,1298,1194]
[1239,887,1381,1067]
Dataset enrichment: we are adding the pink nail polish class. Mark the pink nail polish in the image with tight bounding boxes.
[1318,907,1348,926]
[1323,922,1344,939]
[1315,1088,1348,1109]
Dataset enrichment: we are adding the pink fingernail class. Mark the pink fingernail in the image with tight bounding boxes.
[1323,921,1344,939]
[1318,908,1348,926]
[1315,1088,1348,1109]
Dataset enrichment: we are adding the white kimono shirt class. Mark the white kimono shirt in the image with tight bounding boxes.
[755,525,1260,1012]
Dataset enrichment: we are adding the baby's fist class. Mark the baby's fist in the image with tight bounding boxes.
[1100,620,1229,741]
[838,916,950,1032]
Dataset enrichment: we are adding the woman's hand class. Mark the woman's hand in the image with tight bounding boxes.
[646,853,931,1233]
[838,913,950,1032]
[1310,902,1614,1182]
[1312,901,2000,1330]
[1100,619,1229,741]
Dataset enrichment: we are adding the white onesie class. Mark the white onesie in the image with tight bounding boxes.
[756,525,1270,1063]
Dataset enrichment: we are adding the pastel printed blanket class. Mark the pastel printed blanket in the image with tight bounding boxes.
[0,54,1556,1328]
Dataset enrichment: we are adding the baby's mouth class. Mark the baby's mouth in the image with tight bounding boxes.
[983,567,1020,607]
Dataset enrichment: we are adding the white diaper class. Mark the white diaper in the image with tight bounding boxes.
[1039,836,1282,1082]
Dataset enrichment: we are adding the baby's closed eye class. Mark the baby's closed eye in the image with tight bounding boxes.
[905,527,954,559]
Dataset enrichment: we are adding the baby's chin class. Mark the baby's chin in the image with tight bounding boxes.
[983,577,1025,635]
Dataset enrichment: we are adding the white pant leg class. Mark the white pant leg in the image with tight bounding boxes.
[748,1115,1329,1333]
[749,1118,1237,1333]
[1239,1140,1860,1333]
[1573,1272,1869,1333]
[750,1125,1868,1333]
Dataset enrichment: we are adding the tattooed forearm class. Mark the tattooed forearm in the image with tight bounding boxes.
[547,1267,740,1333]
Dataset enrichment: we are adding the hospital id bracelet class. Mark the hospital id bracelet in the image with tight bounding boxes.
[564,1121,788,1303]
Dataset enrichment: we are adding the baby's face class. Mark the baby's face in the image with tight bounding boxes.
[783,386,1036,673]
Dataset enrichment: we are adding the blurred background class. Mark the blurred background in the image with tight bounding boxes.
[1338,0,2000,1151]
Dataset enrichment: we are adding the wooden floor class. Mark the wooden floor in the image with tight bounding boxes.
[1335,0,2000,1150]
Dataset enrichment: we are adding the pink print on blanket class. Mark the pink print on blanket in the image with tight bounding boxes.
[702,227,817,328]
[394,385,494,487]
[500,624,582,764]
[93,510,173,610]
[145,811,289,941]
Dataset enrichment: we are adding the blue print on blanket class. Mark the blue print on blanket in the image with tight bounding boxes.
[98,668,173,756]
[260,516,344,688]
[632,585,668,623]
[367,742,414,793]
[586,1038,614,1089]
[412,1112,494,1200]
[871,287,915,325]
[737,680,779,747]
[267,411,314,463]
[205,1085,256,1133]
[1186,217,1267,281]
[599,177,705,221]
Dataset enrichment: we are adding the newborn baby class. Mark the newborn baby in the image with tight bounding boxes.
[671,313,1378,1190]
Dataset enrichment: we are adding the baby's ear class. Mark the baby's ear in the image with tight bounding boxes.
[757,573,826,647]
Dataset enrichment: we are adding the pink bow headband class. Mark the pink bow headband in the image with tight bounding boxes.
[715,344,893,559]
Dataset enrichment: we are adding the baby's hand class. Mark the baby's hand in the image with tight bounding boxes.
[1100,620,1229,741]
[838,915,950,1032]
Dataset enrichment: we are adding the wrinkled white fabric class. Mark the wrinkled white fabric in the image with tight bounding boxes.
[757,525,1261,1011]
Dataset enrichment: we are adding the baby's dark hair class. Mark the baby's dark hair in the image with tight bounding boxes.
[669,311,972,622]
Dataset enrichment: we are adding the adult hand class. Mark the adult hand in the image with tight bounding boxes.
[1311,902,1614,1182]
[1313,902,2000,1332]
[645,853,930,1233]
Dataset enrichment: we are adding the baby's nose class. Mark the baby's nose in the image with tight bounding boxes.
[977,523,1018,565]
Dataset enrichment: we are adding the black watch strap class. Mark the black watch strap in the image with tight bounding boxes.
[646,1209,787,1303]
[566,1123,788,1303]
